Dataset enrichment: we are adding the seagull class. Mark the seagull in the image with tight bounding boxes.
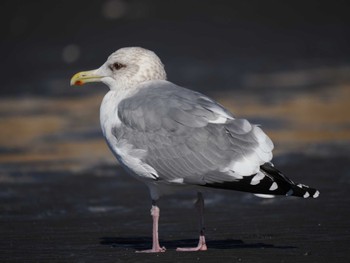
[70,47,319,253]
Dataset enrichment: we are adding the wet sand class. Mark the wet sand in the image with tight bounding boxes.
[2,1,350,261]
[1,81,350,262]
[0,152,349,262]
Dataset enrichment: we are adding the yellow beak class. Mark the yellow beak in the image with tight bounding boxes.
[70,70,103,86]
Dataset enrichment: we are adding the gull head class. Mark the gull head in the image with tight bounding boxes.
[70,47,167,90]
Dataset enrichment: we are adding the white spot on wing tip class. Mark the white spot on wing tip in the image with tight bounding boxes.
[250,180,259,186]
[250,172,265,185]
[303,192,310,198]
[298,183,308,188]
[313,190,320,198]
[269,182,278,191]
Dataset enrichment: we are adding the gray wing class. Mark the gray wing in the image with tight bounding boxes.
[114,81,274,185]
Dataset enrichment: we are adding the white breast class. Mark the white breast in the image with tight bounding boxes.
[99,88,159,182]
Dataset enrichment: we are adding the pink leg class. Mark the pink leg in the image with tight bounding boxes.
[177,192,208,252]
[136,204,166,253]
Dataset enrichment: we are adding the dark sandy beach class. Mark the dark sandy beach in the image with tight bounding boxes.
[1,0,350,262]
[1,150,350,262]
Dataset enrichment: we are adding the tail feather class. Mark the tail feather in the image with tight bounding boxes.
[203,163,320,199]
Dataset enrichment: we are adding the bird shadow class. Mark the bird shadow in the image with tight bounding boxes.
[100,236,296,250]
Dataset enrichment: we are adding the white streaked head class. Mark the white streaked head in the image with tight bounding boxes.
[70,47,167,90]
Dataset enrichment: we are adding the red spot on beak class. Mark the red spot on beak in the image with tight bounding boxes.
[75,80,83,86]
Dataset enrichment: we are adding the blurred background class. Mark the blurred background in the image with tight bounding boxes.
[1,0,350,261]
[1,0,350,171]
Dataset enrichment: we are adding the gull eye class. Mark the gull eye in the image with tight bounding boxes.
[111,62,126,71]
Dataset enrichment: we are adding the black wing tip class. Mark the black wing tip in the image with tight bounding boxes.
[261,163,320,199]
[288,184,320,199]
[202,166,320,199]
